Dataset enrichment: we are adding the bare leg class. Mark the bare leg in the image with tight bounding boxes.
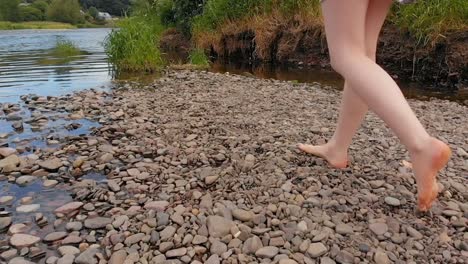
[317,0,451,211]
[299,0,393,169]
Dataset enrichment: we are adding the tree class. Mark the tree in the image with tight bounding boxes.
[88,6,99,19]
[32,1,50,14]
[19,6,44,21]
[47,0,83,24]
[80,0,131,16]
[0,0,21,22]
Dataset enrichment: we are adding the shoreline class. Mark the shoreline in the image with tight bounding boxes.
[0,70,467,263]
[0,21,115,31]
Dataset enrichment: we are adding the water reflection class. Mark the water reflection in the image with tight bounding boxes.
[0,28,112,103]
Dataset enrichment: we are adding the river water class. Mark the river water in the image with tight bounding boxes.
[0,28,111,103]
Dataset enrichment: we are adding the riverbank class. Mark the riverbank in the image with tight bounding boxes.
[0,21,115,30]
[0,70,467,263]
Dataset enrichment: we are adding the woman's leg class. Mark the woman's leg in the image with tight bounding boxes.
[299,0,393,169]
[316,0,451,211]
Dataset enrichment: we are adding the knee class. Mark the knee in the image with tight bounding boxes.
[365,46,377,62]
[329,49,370,76]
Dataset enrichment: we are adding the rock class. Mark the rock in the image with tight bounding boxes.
[58,246,80,256]
[336,223,353,235]
[44,231,68,242]
[374,251,390,264]
[43,179,59,187]
[97,153,113,163]
[192,235,208,245]
[15,176,36,185]
[205,175,219,185]
[0,217,12,231]
[37,158,62,171]
[336,250,354,264]
[255,246,279,258]
[12,121,23,130]
[320,257,336,264]
[8,257,35,264]
[307,243,327,258]
[207,215,233,238]
[205,254,220,264]
[0,249,17,261]
[279,260,299,264]
[57,254,75,264]
[406,226,423,239]
[384,197,401,206]
[6,113,22,121]
[75,248,98,264]
[109,250,127,264]
[232,209,254,222]
[8,223,28,234]
[210,240,227,255]
[84,217,111,229]
[243,236,263,254]
[0,155,20,169]
[10,234,40,247]
[125,233,145,245]
[55,202,83,214]
[160,226,177,241]
[369,223,388,236]
[166,247,187,258]
[144,200,169,211]
[16,204,40,213]
[0,196,14,204]
[107,180,120,192]
[0,147,17,158]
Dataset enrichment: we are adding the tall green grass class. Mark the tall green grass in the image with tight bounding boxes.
[52,40,81,57]
[189,48,210,67]
[392,0,468,45]
[105,16,166,73]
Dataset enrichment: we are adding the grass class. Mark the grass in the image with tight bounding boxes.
[391,0,468,45]
[51,40,82,57]
[189,49,210,67]
[0,21,76,30]
[105,17,166,73]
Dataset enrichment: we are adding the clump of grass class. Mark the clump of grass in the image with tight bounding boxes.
[391,0,468,45]
[189,49,210,67]
[105,16,166,73]
[51,40,81,57]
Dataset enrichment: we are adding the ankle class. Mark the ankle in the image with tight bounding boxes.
[327,138,348,155]
[408,136,433,155]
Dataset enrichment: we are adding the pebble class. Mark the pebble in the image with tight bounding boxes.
[384,196,401,206]
[16,204,40,213]
[255,246,279,258]
[84,217,112,229]
[10,234,41,247]
[109,250,127,264]
[369,223,388,236]
[307,243,328,258]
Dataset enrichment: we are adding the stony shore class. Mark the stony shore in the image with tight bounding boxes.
[0,70,467,264]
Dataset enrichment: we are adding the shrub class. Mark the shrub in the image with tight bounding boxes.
[19,6,44,21]
[0,0,21,22]
[52,40,82,57]
[47,0,84,24]
[105,16,166,73]
[189,48,210,67]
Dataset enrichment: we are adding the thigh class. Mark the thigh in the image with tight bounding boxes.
[321,0,369,57]
[365,0,393,60]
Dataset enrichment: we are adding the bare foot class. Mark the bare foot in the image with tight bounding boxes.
[298,142,348,169]
[410,138,452,212]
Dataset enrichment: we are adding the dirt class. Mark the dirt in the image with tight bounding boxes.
[170,16,467,91]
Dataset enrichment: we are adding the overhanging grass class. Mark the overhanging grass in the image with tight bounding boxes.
[189,48,210,67]
[0,21,77,30]
[391,0,468,45]
[105,17,166,73]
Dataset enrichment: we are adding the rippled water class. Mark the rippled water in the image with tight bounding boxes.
[0,28,112,103]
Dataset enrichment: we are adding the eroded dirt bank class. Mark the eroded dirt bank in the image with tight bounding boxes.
[0,70,467,264]
[171,18,468,90]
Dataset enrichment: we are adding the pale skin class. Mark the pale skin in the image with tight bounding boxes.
[298,0,452,212]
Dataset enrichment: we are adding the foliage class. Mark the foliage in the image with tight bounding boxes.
[105,16,166,73]
[47,0,84,24]
[88,6,99,19]
[0,21,76,30]
[391,0,468,45]
[189,48,210,67]
[51,40,82,57]
[19,6,44,21]
[80,0,131,16]
[0,0,21,22]
[32,0,49,14]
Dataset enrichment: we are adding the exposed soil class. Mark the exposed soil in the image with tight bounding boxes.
[178,17,468,91]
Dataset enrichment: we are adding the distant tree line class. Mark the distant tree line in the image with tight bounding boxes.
[79,0,131,16]
[0,0,130,24]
